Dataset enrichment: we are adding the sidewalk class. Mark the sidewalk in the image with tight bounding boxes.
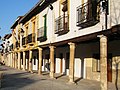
[0,65,119,90]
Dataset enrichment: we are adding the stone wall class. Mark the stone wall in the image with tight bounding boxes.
[85,58,100,81]
[112,57,120,84]
[85,57,120,84]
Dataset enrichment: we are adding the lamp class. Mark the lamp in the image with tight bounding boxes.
[49,4,53,10]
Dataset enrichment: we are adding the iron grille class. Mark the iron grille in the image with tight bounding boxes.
[55,14,69,35]
[76,1,100,28]
[27,33,35,43]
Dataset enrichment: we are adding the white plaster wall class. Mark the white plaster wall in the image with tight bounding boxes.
[55,58,61,73]
[37,1,59,46]
[62,58,66,74]
[110,0,120,27]
[74,58,81,77]
[26,59,28,69]
[52,0,102,43]
[19,0,120,48]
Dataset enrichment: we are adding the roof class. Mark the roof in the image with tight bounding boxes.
[19,0,56,24]
[4,34,12,39]
[11,16,23,29]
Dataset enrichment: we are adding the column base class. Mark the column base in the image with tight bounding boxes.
[22,68,26,71]
[67,81,76,85]
[38,72,42,75]
[50,72,54,79]
[29,70,33,73]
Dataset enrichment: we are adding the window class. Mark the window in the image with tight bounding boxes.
[25,26,28,36]
[32,21,35,33]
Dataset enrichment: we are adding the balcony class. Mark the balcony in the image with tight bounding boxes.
[15,41,20,48]
[27,33,35,45]
[5,48,8,53]
[37,27,47,42]
[76,1,100,28]
[55,14,69,35]
[22,37,27,46]
[9,44,13,51]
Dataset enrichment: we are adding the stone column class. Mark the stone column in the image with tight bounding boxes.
[11,53,13,67]
[15,53,17,69]
[49,46,55,78]
[10,53,12,67]
[99,35,108,90]
[38,48,43,75]
[18,52,21,70]
[13,53,15,68]
[68,42,75,83]
[29,50,32,73]
[23,51,26,70]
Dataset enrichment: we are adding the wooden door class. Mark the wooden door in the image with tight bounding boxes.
[107,54,112,82]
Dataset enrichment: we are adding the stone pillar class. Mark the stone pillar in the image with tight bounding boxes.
[49,46,55,78]
[15,53,17,69]
[13,53,15,68]
[68,42,75,83]
[99,35,108,90]
[11,53,13,67]
[29,50,32,73]
[23,51,26,70]
[18,52,21,70]
[10,53,12,67]
[38,48,43,75]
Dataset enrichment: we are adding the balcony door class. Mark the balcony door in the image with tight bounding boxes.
[87,0,97,21]
[62,0,68,32]
[32,21,35,34]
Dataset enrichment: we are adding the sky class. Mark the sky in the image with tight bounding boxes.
[0,0,39,37]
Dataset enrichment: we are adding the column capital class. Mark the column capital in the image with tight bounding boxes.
[68,42,76,48]
[97,34,107,39]
[49,45,55,49]
[38,47,43,51]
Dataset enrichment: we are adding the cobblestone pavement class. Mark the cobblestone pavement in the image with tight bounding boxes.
[0,65,119,90]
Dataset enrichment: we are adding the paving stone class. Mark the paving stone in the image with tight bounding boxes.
[0,66,119,90]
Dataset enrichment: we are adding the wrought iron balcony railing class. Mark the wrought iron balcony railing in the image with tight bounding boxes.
[15,41,20,48]
[22,37,27,46]
[27,33,35,44]
[76,1,100,28]
[4,47,8,53]
[55,14,69,35]
[37,27,47,42]
[9,44,13,51]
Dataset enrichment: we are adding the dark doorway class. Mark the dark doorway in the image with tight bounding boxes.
[66,52,69,69]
